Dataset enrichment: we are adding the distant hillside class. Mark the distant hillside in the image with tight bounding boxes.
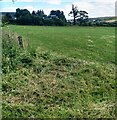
[0,12,15,17]
[89,16,117,23]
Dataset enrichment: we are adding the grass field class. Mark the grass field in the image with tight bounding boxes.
[9,25,115,64]
[2,25,116,118]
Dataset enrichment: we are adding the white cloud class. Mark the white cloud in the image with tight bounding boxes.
[0,0,116,18]
[63,4,72,19]
[92,0,116,4]
[43,0,61,5]
[23,5,35,11]
[70,0,115,18]
[19,0,61,5]
[0,5,36,12]
[0,0,61,4]
[0,6,17,12]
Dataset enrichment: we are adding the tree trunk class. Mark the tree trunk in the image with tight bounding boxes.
[73,15,76,25]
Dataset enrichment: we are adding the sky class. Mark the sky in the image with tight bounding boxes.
[0,0,116,19]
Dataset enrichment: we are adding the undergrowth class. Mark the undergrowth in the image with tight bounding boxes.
[2,30,116,119]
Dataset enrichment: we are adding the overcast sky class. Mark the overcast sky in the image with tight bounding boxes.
[0,0,116,19]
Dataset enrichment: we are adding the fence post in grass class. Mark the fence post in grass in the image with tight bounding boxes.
[17,36,23,48]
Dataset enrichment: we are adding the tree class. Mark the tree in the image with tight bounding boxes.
[6,13,12,21]
[32,11,36,16]
[15,8,30,19]
[2,13,13,25]
[16,14,33,25]
[69,4,88,25]
[36,10,46,17]
[50,10,66,21]
[77,10,88,25]
[49,10,66,26]
[69,4,79,25]
[15,8,21,18]
[2,15,9,24]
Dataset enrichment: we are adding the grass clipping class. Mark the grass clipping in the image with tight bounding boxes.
[2,31,116,118]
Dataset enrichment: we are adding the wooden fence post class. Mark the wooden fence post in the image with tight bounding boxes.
[17,36,23,48]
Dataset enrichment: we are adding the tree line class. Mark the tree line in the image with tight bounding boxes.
[2,4,117,27]
[2,4,90,26]
[2,8,67,26]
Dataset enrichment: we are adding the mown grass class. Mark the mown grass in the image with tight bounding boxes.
[9,25,115,64]
[2,26,116,118]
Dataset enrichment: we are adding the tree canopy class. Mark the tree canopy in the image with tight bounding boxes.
[69,4,88,25]
[5,8,66,26]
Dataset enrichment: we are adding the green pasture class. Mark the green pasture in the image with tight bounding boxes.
[9,25,115,64]
[2,25,116,118]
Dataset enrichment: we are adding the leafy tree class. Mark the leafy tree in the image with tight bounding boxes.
[2,13,14,25]
[77,10,88,25]
[69,4,88,25]
[6,13,12,19]
[50,10,66,21]
[16,14,32,25]
[15,8,21,18]
[69,4,79,25]
[53,18,65,26]
[36,10,46,17]
[15,8,30,19]
[32,16,44,25]
[2,15,9,25]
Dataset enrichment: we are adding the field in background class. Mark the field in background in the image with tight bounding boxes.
[9,25,115,64]
[2,25,116,118]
